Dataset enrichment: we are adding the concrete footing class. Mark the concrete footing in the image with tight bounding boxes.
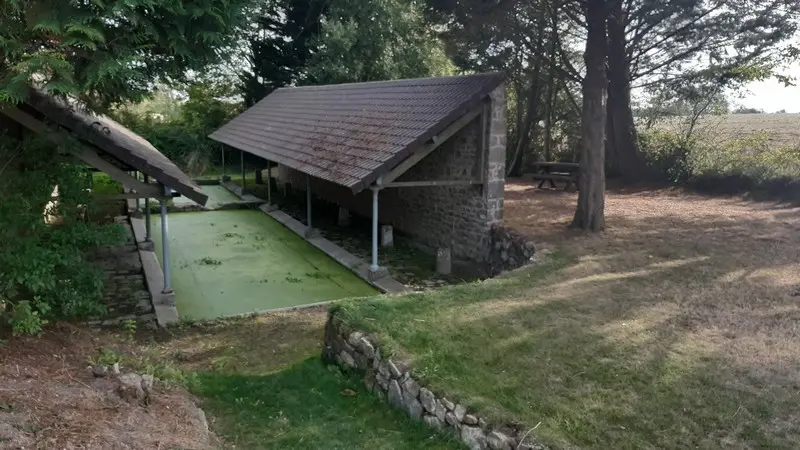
[436,248,452,275]
[130,216,180,327]
[380,225,394,247]
[338,207,351,226]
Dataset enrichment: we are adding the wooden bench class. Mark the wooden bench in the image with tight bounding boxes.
[528,162,579,191]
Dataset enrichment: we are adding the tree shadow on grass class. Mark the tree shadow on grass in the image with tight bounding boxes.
[140,310,328,375]
[190,357,464,450]
[340,189,800,448]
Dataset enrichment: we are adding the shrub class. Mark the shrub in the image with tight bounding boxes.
[639,128,800,199]
[638,129,697,183]
[113,82,242,176]
[0,136,125,335]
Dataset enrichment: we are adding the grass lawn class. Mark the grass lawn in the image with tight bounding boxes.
[136,311,464,449]
[0,310,463,448]
[334,180,800,449]
[191,359,461,449]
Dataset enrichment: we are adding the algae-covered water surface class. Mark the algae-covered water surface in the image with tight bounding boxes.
[152,209,378,320]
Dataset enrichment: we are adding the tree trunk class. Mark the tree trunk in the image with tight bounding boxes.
[605,0,647,181]
[571,0,607,232]
[507,10,548,176]
[543,7,559,162]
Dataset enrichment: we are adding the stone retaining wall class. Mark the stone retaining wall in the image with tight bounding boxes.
[323,312,546,450]
[88,216,156,327]
[487,224,536,275]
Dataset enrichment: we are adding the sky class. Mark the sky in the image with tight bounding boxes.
[737,62,800,113]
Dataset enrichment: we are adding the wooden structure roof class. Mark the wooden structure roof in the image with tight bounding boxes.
[210,73,504,193]
[1,89,207,205]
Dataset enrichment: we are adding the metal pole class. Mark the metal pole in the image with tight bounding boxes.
[135,172,140,211]
[221,147,225,181]
[306,174,312,230]
[144,175,151,241]
[241,149,246,190]
[160,185,172,293]
[267,164,272,205]
[371,186,379,272]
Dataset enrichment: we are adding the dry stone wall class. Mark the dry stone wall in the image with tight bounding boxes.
[487,224,537,275]
[323,312,547,450]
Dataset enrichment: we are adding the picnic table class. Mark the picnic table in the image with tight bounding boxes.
[529,162,579,191]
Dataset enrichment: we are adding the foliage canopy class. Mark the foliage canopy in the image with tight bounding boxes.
[304,0,456,84]
[0,0,250,108]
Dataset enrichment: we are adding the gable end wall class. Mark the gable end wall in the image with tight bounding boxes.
[280,85,506,263]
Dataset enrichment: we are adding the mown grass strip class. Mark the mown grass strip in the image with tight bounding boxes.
[189,357,464,450]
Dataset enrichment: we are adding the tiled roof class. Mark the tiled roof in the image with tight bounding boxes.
[24,90,208,205]
[209,73,504,193]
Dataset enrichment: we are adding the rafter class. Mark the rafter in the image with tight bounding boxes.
[0,107,161,196]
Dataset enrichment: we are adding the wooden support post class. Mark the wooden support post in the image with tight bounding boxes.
[144,174,151,241]
[241,149,246,190]
[306,174,312,231]
[267,164,272,205]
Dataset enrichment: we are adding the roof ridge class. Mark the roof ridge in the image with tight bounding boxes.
[211,73,505,193]
[274,72,504,92]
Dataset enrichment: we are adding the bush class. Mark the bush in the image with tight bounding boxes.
[639,128,800,199]
[0,136,125,335]
[114,82,242,176]
[638,130,697,183]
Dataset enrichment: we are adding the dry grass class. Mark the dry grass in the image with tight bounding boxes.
[657,113,800,149]
[0,323,216,450]
[506,180,800,443]
[338,180,800,448]
[135,309,328,375]
[0,310,462,449]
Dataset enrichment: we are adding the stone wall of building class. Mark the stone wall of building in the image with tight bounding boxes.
[323,311,547,450]
[88,216,155,326]
[279,85,508,263]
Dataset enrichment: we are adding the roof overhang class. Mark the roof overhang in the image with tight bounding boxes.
[1,89,208,205]
[210,73,504,194]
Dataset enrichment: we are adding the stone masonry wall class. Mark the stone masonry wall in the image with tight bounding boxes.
[323,312,546,450]
[88,216,155,326]
[279,85,507,263]
[487,224,537,275]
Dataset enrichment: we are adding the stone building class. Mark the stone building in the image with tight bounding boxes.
[211,73,509,274]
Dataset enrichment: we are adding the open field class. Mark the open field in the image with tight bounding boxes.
[656,113,800,148]
[336,180,800,448]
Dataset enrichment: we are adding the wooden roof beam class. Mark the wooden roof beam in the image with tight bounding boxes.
[0,107,161,197]
[376,102,486,188]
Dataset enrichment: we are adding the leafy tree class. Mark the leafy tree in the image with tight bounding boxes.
[604,0,800,180]
[305,0,456,84]
[114,81,242,174]
[733,106,765,114]
[0,0,252,334]
[427,0,585,174]
[240,0,327,105]
[0,0,250,108]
